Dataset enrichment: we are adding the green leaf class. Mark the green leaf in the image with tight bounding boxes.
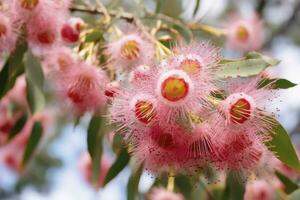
[288,189,300,200]
[266,119,300,172]
[104,147,130,186]
[8,112,28,141]
[0,41,27,99]
[24,51,44,91]
[22,121,43,166]
[155,0,182,18]
[172,24,192,42]
[26,78,45,114]
[87,115,105,187]
[275,171,299,194]
[85,30,103,43]
[24,51,45,114]
[217,52,280,78]
[127,164,143,200]
[222,172,245,200]
[193,0,201,17]
[257,78,297,89]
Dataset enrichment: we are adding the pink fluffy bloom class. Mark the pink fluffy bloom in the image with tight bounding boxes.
[78,152,111,188]
[213,126,275,179]
[106,30,154,71]
[147,187,185,200]
[226,14,264,52]
[41,46,78,73]
[216,78,278,140]
[132,124,190,175]
[153,42,221,123]
[60,17,83,44]
[26,10,65,49]
[0,12,18,54]
[109,90,158,140]
[54,62,108,114]
[244,179,275,200]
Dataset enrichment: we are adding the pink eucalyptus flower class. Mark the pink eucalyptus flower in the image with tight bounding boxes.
[41,46,78,73]
[78,152,111,188]
[244,179,275,200]
[147,187,185,200]
[106,29,154,71]
[226,14,264,52]
[132,124,190,175]
[153,42,221,123]
[54,62,108,114]
[215,78,278,141]
[0,12,18,54]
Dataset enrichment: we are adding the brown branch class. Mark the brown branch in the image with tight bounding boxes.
[70,5,134,22]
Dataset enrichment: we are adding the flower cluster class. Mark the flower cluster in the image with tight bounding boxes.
[109,40,278,180]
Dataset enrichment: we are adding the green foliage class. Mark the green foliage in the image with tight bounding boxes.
[8,112,28,141]
[0,41,27,99]
[155,0,182,18]
[85,30,104,43]
[217,52,280,78]
[222,172,245,200]
[257,78,297,89]
[275,171,299,194]
[127,164,143,200]
[104,146,130,186]
[24,51,45,114]
[22,121,43,167]
[266,119,300,172]
[87,115,105,187]
[193,0,201,17]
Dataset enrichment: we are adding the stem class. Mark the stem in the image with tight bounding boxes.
[188,22,227,37]
[167,174,175,192]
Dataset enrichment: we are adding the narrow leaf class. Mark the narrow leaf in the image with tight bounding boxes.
[8,112,28,141]
[127,164,143,200]
[275,171,299,194]
[24,51,44,91]
[104,147,130,186]
[266,119,300,172]
[0,41,27,99]
[257,78,297,89]
[26,78,45,114]
[22,121,43,166]
[85,30,103,43]
[193,0,201,17]
[217,52,280,78]
[87,115,105,187]
[223,172,245,200]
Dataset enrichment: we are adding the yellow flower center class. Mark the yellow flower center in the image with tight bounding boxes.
[134,100,155,124]
[230,98,251,124]
[120,40,140,60]
[161,76,189,102]
[20,0,39,10]
[235,25,249,42]
[180,59,201,75]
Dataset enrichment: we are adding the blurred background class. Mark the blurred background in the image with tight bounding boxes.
[0,0,300,199]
